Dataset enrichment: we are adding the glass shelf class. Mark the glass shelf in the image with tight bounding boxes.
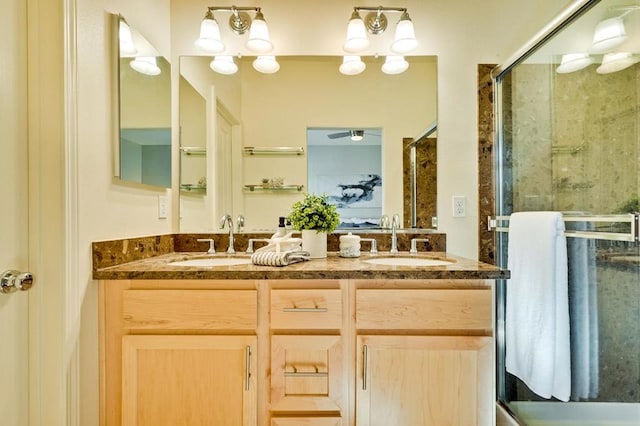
[180,147,206,155]
[243,146,304,155]
[243,184,304,192]
[180,183,206,191]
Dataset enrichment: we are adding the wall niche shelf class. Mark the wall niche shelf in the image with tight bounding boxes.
[243,146,304,156]
[180,183,206,192]
[243,184,304,192]
[180,147,206,156]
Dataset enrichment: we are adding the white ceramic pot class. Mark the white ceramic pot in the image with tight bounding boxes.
[301,229,327,259]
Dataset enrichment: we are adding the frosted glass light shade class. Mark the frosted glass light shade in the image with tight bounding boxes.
[246,16,273,53]
[210,56,238,75]
[591,17,627,53]
[556,53,593,74]
[253,56,280,73]
[339,55,366,75]
[391,15,417,54]
[382,55,409,74]
[343,14,370,53]
[195,16,225,53]
[119,20,137,56]
[130,57,161,76]
[597,52,637,74]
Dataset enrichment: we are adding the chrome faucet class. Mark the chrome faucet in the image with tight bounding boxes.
[390,213,400,254]
[220,214,236,254]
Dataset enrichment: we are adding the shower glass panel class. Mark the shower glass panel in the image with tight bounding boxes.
[494,0,640,424]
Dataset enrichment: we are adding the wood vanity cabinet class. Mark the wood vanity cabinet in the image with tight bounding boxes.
[100,280,259,426]
[354,283,494,426]
[99,278,493,426]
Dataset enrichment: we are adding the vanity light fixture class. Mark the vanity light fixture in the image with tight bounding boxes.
[555,53,593,74]
[339,55,366,75]
[210,55,238,75]
[596,52,637,74]
[119,18,137,56]
[195,6,274,54]
[130,56,161,76]
[342,6,417,54]
[253,55,280,74]
[381,55,409,74]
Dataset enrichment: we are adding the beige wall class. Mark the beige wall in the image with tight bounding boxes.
[73,0,571,424]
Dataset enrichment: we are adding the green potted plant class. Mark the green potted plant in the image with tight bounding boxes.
[288,193,340,258]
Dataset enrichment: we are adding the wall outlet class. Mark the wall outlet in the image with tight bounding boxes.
[452,196,466,217]
[158,195,168,219]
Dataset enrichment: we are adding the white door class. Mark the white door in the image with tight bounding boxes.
[0,0,30,424]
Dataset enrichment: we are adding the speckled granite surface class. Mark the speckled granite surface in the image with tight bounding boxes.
[93,251,509,281]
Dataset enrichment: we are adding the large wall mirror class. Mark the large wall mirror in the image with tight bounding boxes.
[114,14,172,188]
[178,55,437,231]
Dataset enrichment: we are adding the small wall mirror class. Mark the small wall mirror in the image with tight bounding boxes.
[114,14,171,188]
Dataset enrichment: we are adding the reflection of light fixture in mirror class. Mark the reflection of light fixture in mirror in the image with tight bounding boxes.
[343,10,370,52]
[339,55,366,75]
[343,6,417,54]
[130,56,161,75]
[597,52,637,74]
[591,17,627,53]
[382,55,409,74]
[350,130,364,141]
[556,53,593,74]
[253,55,280,73]
[195,6,273,54]
[210,55,238,75]
[119,18,137,56]
[195,10,225,53]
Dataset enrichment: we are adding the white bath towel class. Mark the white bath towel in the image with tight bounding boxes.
[250,234,309,266]
[506,211,571,401]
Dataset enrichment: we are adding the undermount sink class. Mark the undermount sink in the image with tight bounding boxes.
[168,257,253,267]
[364,257,452,267]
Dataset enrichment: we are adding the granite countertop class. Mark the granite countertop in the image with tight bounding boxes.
[93,251,509,281]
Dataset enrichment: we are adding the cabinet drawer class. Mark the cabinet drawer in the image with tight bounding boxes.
[356,289,491,331]
[271,289,342,330]
[123,289,257,331]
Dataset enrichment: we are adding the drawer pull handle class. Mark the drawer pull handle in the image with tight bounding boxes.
[283,302,327,313]
[245,346,251,391]
[362,345,368,390]
[284,371,329,377]
[285,365,328,377]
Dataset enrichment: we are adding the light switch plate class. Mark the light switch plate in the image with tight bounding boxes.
[158,195,168,219]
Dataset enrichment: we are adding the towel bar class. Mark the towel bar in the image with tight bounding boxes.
[488,213,638,242]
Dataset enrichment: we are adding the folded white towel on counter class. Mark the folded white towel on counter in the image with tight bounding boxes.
[251,249,310,266]
[506,211,571,402]
[250,233,309,266]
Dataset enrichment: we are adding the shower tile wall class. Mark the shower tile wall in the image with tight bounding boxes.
[510,63,639,214]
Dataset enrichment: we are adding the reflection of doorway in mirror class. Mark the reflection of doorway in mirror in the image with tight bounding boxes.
[215,110,234,221]
[307,128,382,229]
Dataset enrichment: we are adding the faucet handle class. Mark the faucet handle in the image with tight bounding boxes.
[410,238,430,254]
[360,238,378,254]
[392,213,400,228]
[197,238,216,254]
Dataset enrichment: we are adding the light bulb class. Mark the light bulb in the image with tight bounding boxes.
[382,55,409,74]
[339,55,366,75]
[130,57,161,76]
[194,12,225,54]
[253,56,280,74]
[246,11,273,53]
[343,11,370,53]
[391,12,417,54]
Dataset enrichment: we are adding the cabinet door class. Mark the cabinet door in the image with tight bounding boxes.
[122,335,257,426]
[271,335,344,413]
[356,335,493,426]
